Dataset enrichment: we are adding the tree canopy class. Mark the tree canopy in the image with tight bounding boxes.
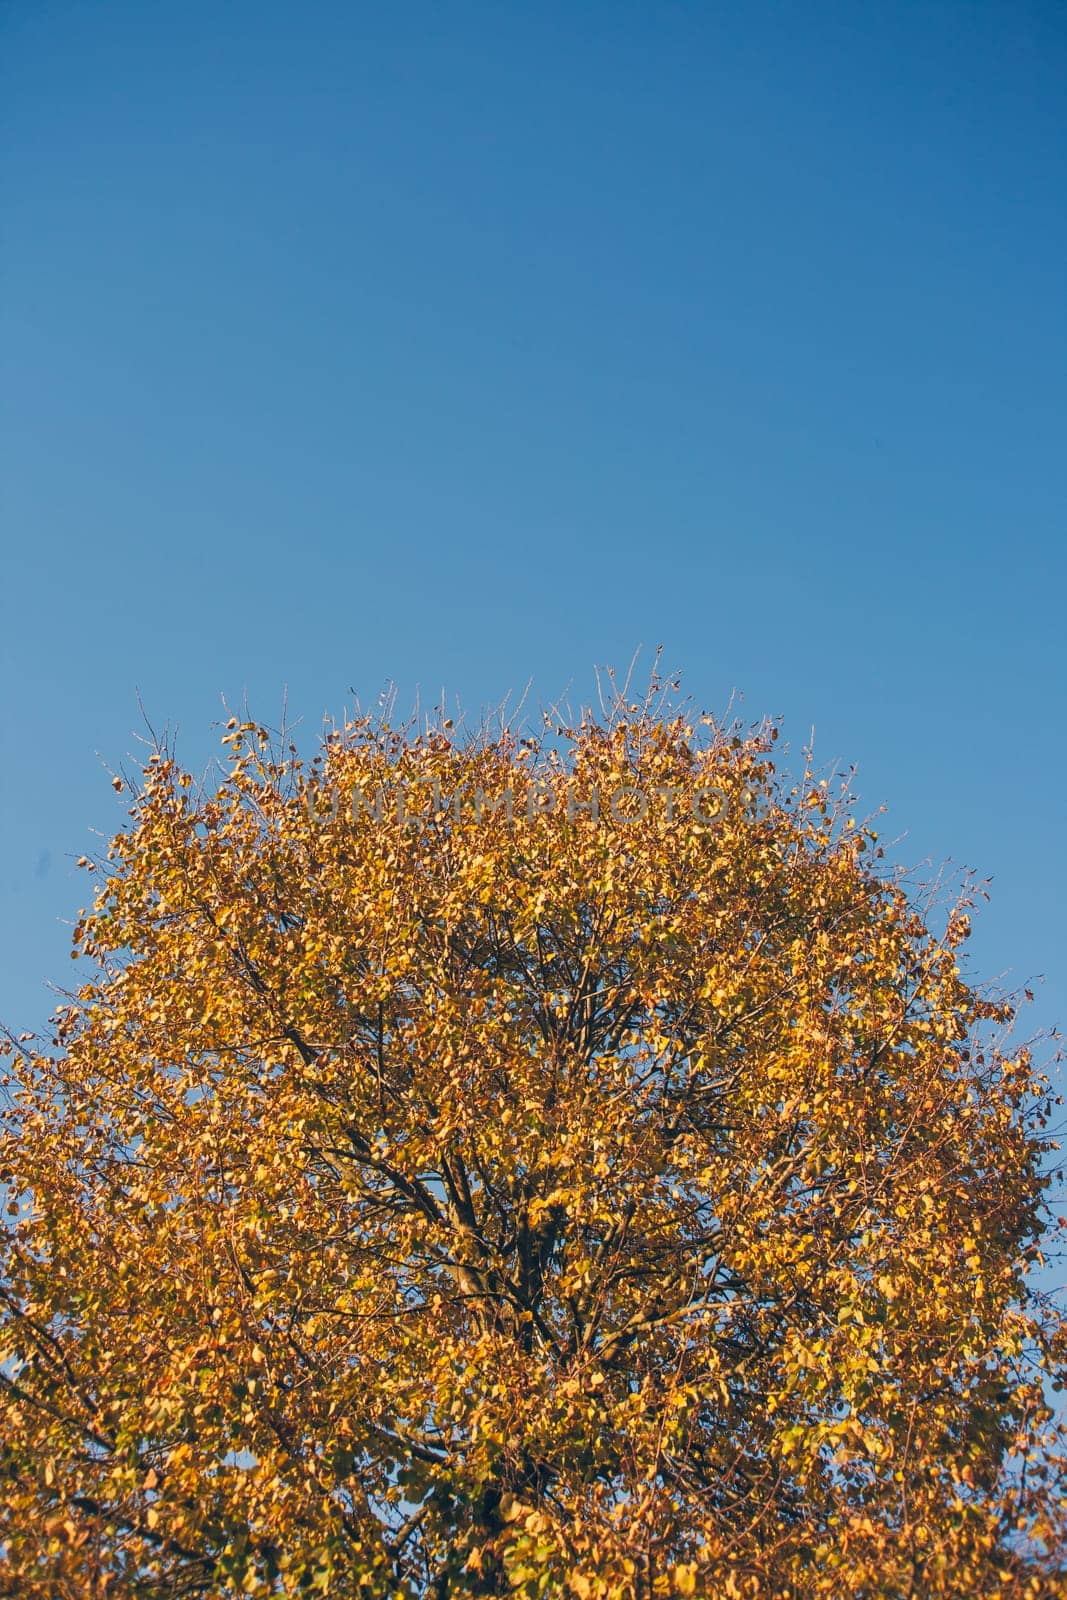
[2,698,1065,1597]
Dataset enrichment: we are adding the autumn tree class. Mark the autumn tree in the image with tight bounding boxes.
[2,688,1065,1598]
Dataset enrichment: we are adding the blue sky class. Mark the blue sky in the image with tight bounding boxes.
[1,1,1064,1070]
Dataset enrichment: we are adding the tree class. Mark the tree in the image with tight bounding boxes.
[1,691,1065,1598]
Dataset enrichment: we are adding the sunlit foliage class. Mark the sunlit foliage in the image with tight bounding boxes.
[2,692,1065,1596]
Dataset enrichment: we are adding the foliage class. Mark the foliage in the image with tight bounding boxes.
[2,695,1065,1597]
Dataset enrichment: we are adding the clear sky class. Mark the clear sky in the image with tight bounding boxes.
[2,1,1064,1070]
